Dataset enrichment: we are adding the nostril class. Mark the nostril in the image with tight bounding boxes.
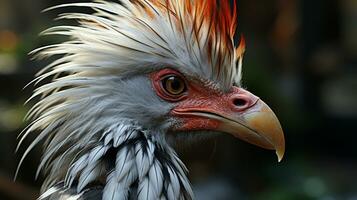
[233,98,248,108]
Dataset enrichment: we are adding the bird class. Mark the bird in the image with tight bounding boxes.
[18,0,285,199]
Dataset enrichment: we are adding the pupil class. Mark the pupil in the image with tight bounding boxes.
[171,78,181,91]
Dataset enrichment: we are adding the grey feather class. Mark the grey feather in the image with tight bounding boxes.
[166,166,181,200]
[40,184,103,200]
[87,145,110,166]
[115,147,135,181]
[137,177,155,200]
[135,140,154,178]
[148,160,164,196]
[66,154,89,187]
[103,172,129,200]
[77,161,105,192]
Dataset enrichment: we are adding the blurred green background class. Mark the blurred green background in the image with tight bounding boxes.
[0,0,356,199]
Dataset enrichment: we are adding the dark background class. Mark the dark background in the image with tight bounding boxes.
[0,0,356,199]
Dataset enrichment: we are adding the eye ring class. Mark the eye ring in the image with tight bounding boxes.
[151,69,188,102]
[161,75,187,97]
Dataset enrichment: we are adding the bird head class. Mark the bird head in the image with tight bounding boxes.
[151,67,285,161]
[20,0,285,198]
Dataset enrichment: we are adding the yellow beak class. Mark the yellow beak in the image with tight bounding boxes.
[217,99,285,161]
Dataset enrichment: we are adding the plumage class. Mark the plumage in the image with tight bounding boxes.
[19,0,286,199]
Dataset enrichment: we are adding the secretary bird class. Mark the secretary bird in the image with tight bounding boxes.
[18,0,285,199]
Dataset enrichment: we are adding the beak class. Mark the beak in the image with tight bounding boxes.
[172,87,285,162]
[216,99,285,162]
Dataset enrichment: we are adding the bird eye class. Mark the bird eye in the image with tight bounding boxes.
[162,75,186,96]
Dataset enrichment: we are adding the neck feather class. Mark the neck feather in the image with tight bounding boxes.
[39,123,194,200]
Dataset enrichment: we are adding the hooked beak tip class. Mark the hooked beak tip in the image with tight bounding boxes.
[276,148,285,162]
[216,99,285,162]
[244,100,286,162]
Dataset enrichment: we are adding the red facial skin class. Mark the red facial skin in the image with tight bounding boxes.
[150,68,259,132]
[150,68,286,161]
